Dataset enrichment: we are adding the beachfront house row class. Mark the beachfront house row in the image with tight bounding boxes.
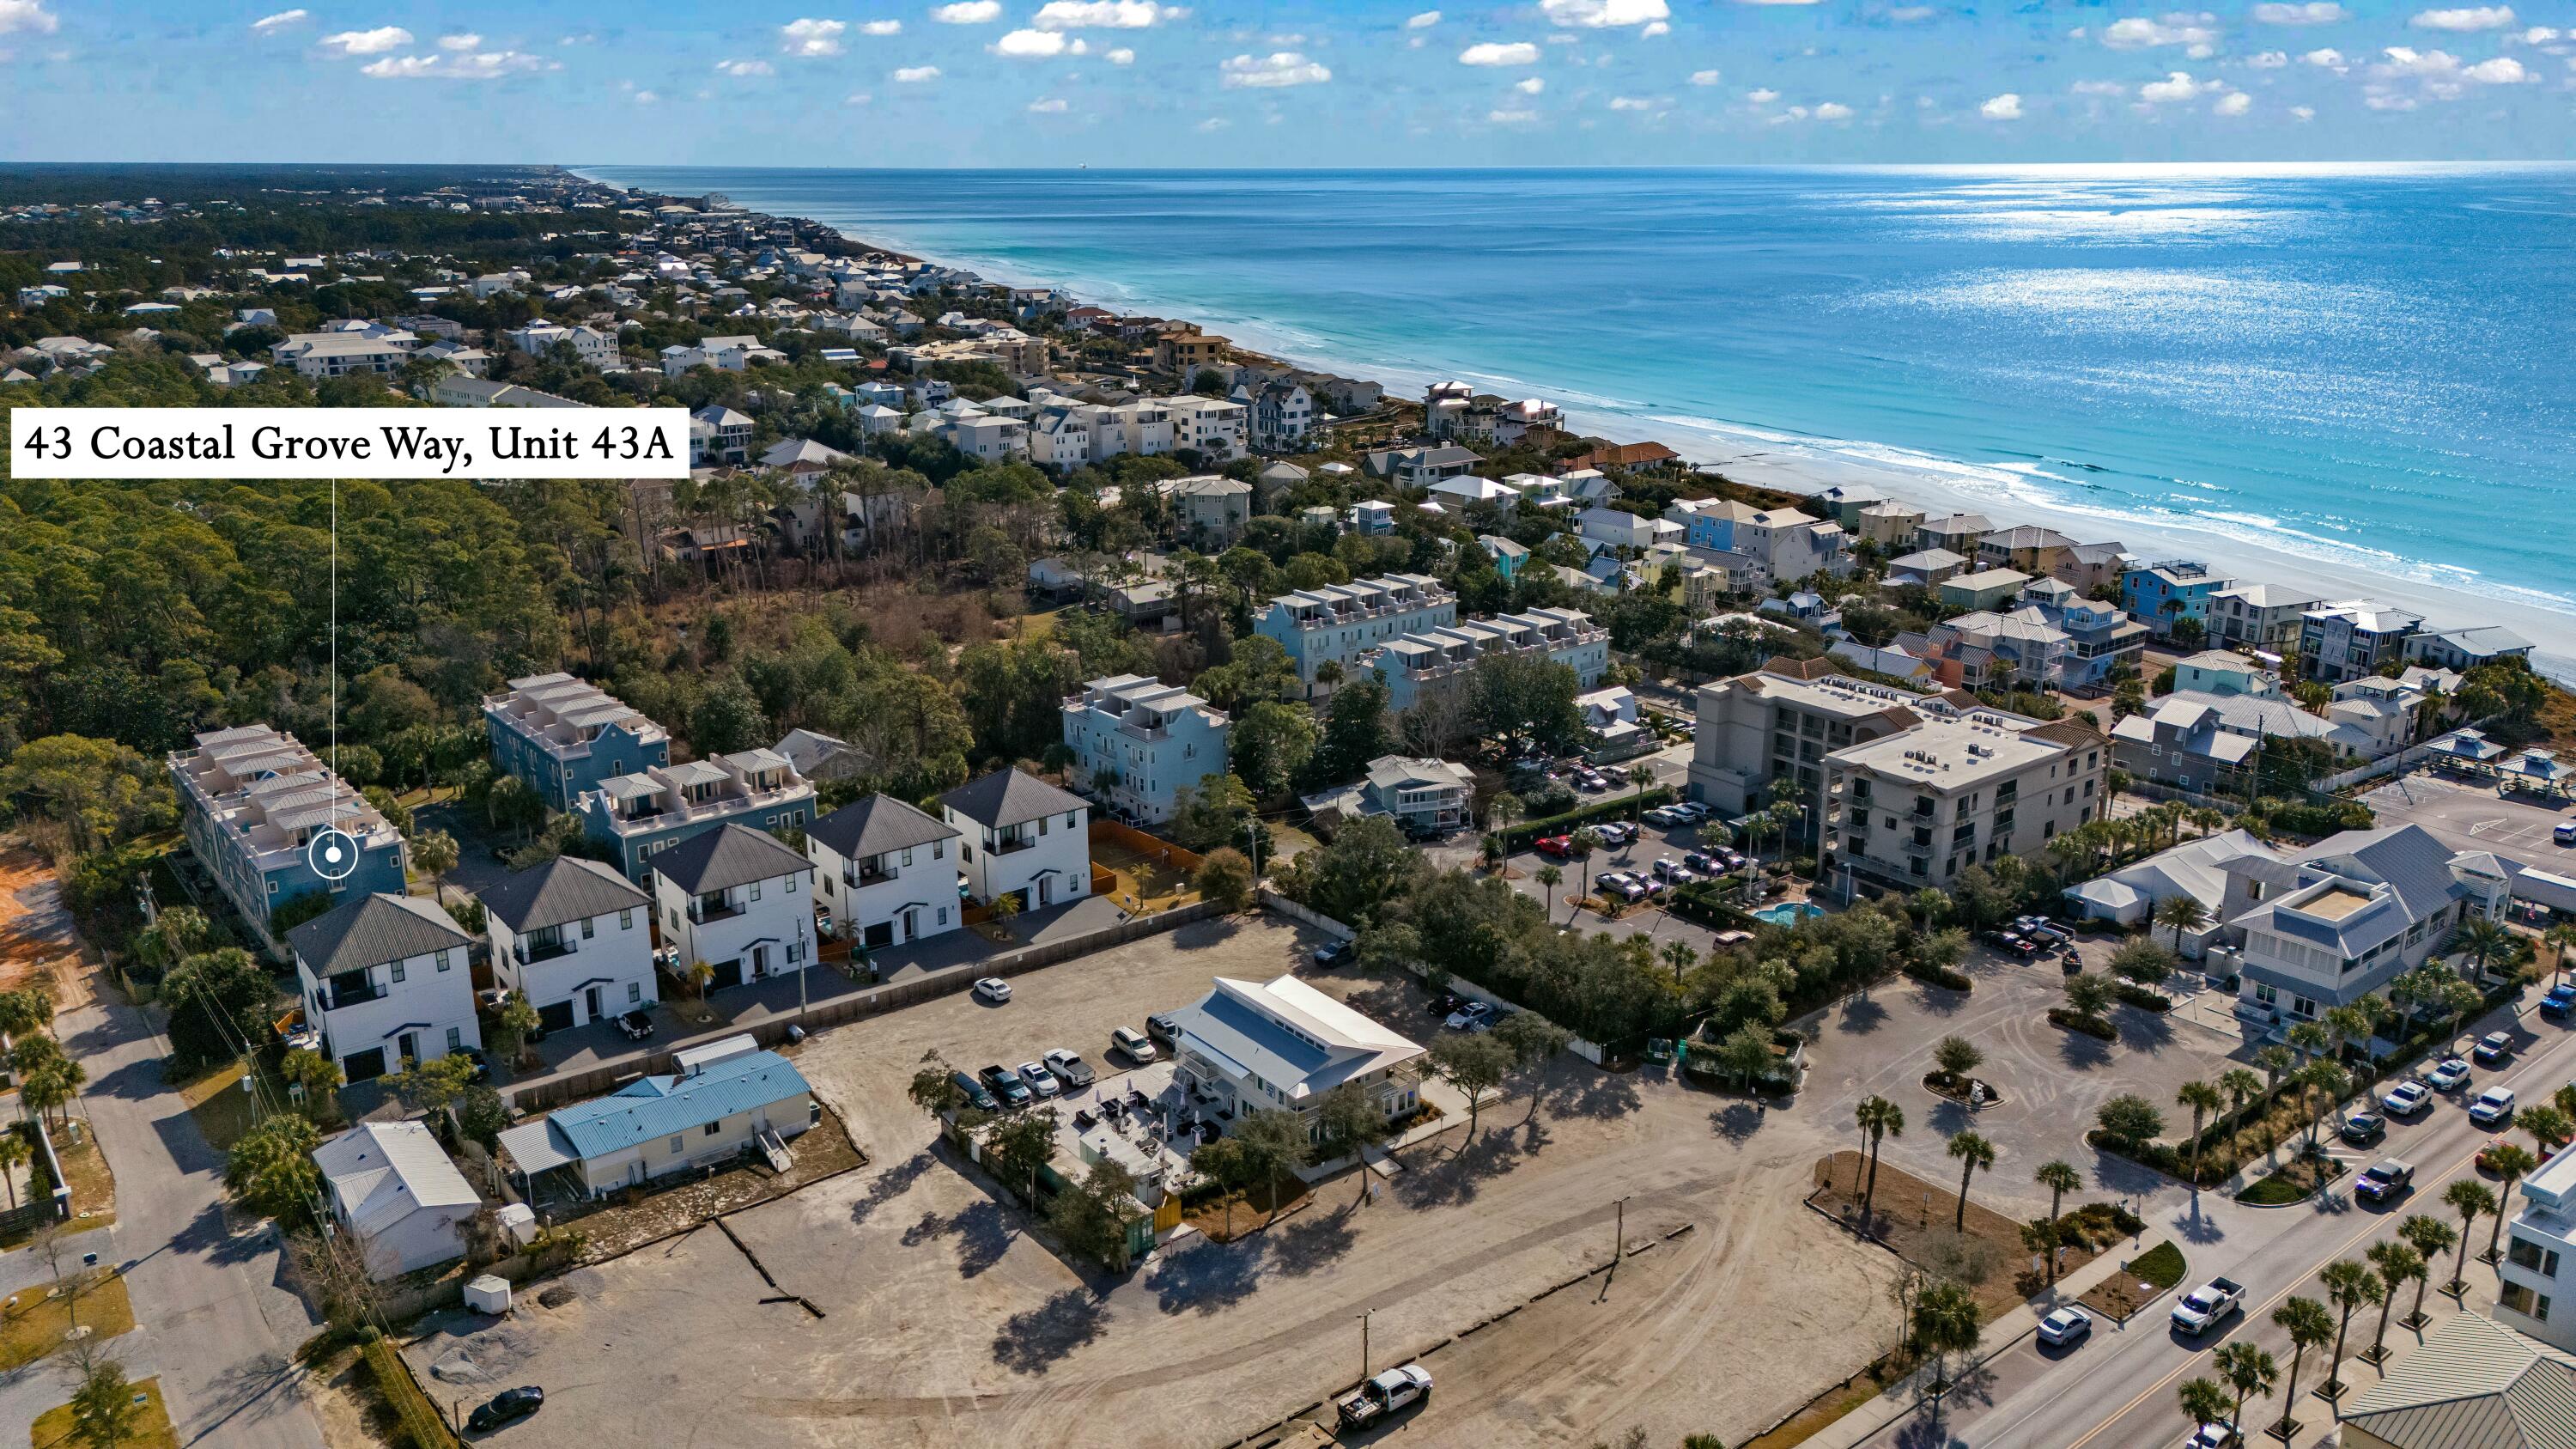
[1819,715,2111,896]
[479,855,658,1035]
[483,672,671,813]
[1170,975,1425,1139]
[2405,624,2536,673]
[805,795,963,952]
[314,1121,480,1281]
[1912,513,1994,558]
[1060,674,1231,826]
[288,892,482,1084]
[649,824,817,996]
[575,749,816,882]
[2206,582,2324,653]
[499,1041,817,1200]
[2227,824,2507,1022]
[938,769,1092,910]
[2300,600,2427,683]
[1358,608,1611,714]
[1254,574,1458,697]
[170,724,409,955]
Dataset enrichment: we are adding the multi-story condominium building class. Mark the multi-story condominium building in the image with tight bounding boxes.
[1255,574,1457,697]
[648,824,817,995]
[483,673,671,813]
[2123,560,2233,638]
[805,795,963,952]
[1358,608,1611,714]
[478,855,658,1035]
[1688,658,1933,817]
[170,725,408,953]
[2206,581,2323,653]
[502,321,619,368]
[2497,1152,2576,1350]
[1024,411,1092,468]
[576,750,817,882]
[1819,713,2109,895]
[270,329,418,379]
[1170,974,1425,1135]
[1060,675,1230,826]
[939,769,1092,910]
[2405,624,2536,673]
[1236,381,1314,451]
[1163,395,1248,461]
[2300,600,2427,682]
[2225,824,2505,1022]
[288,892,480,1083]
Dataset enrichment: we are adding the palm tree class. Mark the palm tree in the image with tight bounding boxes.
[2287,1020,2331,1064]
[2397,1215,2456,1325]
[2256,1044,2296,1096]
[2444,1179,2497,1292]
[2519,1104,2573,1157]
[2323,1003,2373,1062]
[2363,1241,2422,1364]
[2483,1144,2537,1263]
[1908,887,1948,931]
[2298,1061,2351,1155]
[2177,1379,2233,1435]
[2033,1160,2081,1283]
[1662,940,1698,983]
[2547,922,2576,985]
[2154,895,2210,955]
[0,1132,25,1209]
[1571,827,1603,906]
[2270,1296,2334,1435]
[1850,1095,1905,1223]
[2215,1342,2278,1437]
[2457,916,2515,981]
[1947,1129,1996,1232]
[1626,764,1657,823]
[1534,863,1565,922]
[2218,1066,2263,1121]
[2177,1080,2223,1185]
[2318,1260,2382,1397]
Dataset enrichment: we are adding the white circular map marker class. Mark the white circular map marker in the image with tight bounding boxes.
[308,827,361,882]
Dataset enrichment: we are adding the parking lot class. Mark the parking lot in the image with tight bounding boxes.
[404,912,1909,1449]
[2361,769,2572,864]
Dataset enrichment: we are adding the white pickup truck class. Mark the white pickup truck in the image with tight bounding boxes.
[2170,1277,2245,1336]
[1337,1365,1433,1429]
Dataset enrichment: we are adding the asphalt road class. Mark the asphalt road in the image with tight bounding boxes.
[1880,981,2562,1448]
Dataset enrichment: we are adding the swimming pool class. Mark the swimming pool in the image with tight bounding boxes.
[1753,902,1826,927]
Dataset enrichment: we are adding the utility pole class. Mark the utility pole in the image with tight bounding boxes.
[1357,1308,1371,1381]
[1601,1196,1629,1300]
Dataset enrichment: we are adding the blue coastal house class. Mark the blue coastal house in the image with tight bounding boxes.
[2123,560,2233,640]
[483,673,671,813]
[1358,608,1611,714]
[170,725,410,956]
[1253,573,1456,697]
[1060,674,1231,826]
[2018,578,2149,689]
[576,750,817,882]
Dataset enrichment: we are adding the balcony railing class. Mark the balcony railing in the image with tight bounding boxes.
[852,862,893,887]
[518,937,576,965]
[690,901,743,924]
[990,836,1037,857]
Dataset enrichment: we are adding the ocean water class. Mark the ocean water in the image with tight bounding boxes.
[585,164,2576,620]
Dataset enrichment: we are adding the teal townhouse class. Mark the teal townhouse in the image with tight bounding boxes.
[169,725,410,956]
[1060,674,1231,826]
[1253,573,1456,699]
[576,749,818,882]
[483,672,671,813]
[2121,560,2233,640]
[1358,607,1611,714]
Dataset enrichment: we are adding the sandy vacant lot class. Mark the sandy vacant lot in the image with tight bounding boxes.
[407,914,1901,1449]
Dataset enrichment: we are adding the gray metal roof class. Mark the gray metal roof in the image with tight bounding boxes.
[807,795,957,863]
[289,893,472,975]
[2342,1312,2576,1449]
[2301,824,2470,922]
[476,855,649,934]
[937,769,1088,829]
[648,824,810,896]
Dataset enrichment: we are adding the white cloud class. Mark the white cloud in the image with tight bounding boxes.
[1747,85,1779,100]
[846,90,872,102]
[2411,4,2512,28]
[2301,46,2346,66]
[318,25,411,54]
[1641,19,1669,35]
[1027,95,1068,110]
[1608,94,1655,107]
[632,88,659,102]
[361,48,552,77]
[2248,49,2287,65]
[1196,115,1229,130]
[1979,90,2023,117]
[893,63,940,79]
[2465,53,2527,78]
[1813,100,1853,118]
[2102,14,2217,57]
[2366,42,2528,100]
[1106,45,1133,61]
[1032,0,1182,27]
[861,18,903,33]
[0,0,56,34]
[249,9,307,33]
[928,1,1000,21]
[1220,50,1329,85]
[2070,78,2129,93]
[714,57,775,76]
[438,31,481,50]
[1689,67,1722,84]
[1406,9,1442,26]
[2251,1,2344,20]
[781,18,847,54]
[1489,106,1540,121]
[1458,40,1540,64]
[1735,0,1820,6]
[2138,69,2216,100]
[2517,25,2559,40]
[1515,75,1545,92]
[2215,88,2251,111]
[1888,4,1934,18]
[1539,0,1670,27]
[993,28,1069,54]
[2291,102,2314,117]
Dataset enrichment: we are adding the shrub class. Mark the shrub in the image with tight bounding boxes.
[1499,786,1676,852]
[361,1337,461,1449]
[2096,1093,2166,1146]
[2125,1240,2188,1290]
[2111,982,2175,1014]
[1905,961,1973,992]
[2050,1008,2117,1040]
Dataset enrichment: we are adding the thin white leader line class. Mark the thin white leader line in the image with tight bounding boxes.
[331,478,341,838]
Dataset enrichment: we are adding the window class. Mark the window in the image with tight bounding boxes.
[668,1135,684,1153]
[2511,1237,2562,1276]
[704,1120,722,1136]
[788,941,805,964]
[391,961,406,983]
[581,917,596,940]
[435,950,453,972]
[750,881,762,901]
[938,906,949,925]
[447,1026,462,1051]
[620,908,635,930]
[933,839,945,859]
[1038,816,1048,837]
[629,981,642,1002]
[2503,1282,2553,1323]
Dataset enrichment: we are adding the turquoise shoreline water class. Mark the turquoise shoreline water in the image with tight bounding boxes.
[586,164,2576,631]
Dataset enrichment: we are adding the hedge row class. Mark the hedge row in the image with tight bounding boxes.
[362,1337,461,1449]
[2050,1008,2117,1040]
[1662,883,1765,935]
[1905,963,1973,993]
[1500,786,1679,853]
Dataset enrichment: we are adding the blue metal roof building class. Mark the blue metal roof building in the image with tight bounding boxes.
[500,1048,817,1199]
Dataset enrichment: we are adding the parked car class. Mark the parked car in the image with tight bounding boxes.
[2470,1086,2518,1127]
[950,1069,999,1111]
[466,1386,544,1433]
[2170,1277,2245,1335]
[973,977,1012,1005]
[1598,874,1649,904]
[2557,818,2576,845]
[2476,1031,2516,1066]
[2381,1079,2432,1117]
[2037,1306,2093,1347]
[2339,1107,2385,1145]
[1337,1365,1433,1430]
[1535,834,1576,859]
[1145,1012,1182,1048]
[1996,933,2041,960]
[1575,770,1609,792]
[2544,983,2576,1020]
[1684,851,1725,875]
[978,1064,1034,1108]
[1651,856,1697,886]
[1042,1049,1096,1090]
[613,1009,654,1042]
[1595,821,1637,847]
[1313,937,1354,967]
[2185,1422,2239,1449]
[2355,1159,2415,1202]
[1445,1001,1495,1032]
[2427,1056,2473,1092]
[1110,1026,1158,1064]
[1643,805,1687,827]
[1015,1060,1062,1099]
[1673,801,1710,822]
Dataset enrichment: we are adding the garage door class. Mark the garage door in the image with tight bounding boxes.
[342,1046,386,1082]
[708,959,744,992]
[537,1000,577,1034]
[863,921,894,949]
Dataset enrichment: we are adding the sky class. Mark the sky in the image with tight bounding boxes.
[1,0,2569,164]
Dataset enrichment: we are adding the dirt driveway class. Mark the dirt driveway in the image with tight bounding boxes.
[404,913,1903,1449]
